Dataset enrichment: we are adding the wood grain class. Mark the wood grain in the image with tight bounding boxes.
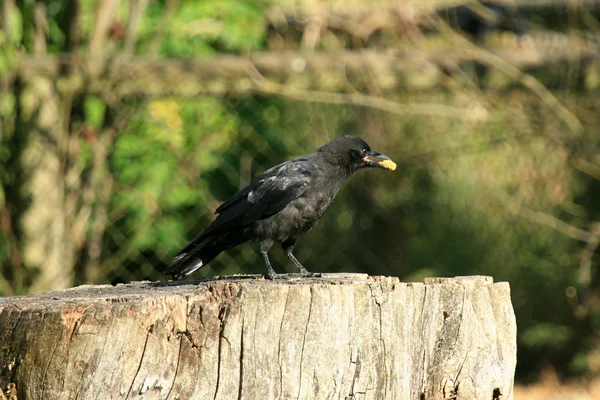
[0,274,516,400]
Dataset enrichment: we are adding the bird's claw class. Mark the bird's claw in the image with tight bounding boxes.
[297,266,310,275]
[297,268,320,278]
[266,268,277,280]
[301,271,321,278]
[264,272,321,280]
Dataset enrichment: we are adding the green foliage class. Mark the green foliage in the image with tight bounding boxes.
[0,34,17,77]
[84,96,106,130]
[522,323,573,349]
[140,0,270,56]
[569,351,589,375]
[111,97,239,251]
[3,6,23,45]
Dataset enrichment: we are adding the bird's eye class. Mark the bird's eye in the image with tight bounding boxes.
[360,148,367,156]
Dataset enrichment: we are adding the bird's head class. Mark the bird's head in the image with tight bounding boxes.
[318,135,396,174]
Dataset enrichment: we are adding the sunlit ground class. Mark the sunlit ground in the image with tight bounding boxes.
[515,371,600,399]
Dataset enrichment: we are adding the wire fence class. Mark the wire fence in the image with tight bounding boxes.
[0,0,597,302]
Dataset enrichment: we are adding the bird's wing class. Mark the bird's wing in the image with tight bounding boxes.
[175,158,313,256]
[210,159,313,232]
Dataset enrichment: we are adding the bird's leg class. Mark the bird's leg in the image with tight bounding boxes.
[287,251,311,275]
[282,240,311,275]
[261,251,277,280]
[259,240,277,280]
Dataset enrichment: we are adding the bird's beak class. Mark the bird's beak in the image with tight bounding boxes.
[363,150,396,171]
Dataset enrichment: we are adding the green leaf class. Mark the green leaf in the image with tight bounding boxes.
[84,96,106,129]
[521,323,573,349]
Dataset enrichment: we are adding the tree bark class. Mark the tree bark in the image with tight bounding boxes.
[0,274,516,400]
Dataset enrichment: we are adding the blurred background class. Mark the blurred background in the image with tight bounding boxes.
[1,0,600,395]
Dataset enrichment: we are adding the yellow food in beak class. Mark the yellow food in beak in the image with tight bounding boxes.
[379,159,397,171]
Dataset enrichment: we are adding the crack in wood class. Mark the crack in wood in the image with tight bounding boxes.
[452,289,467,350]
[65,313,85,344]
[492,387,502,399]
[40,328,62,396]
[165,299,190,398]
[277,287,291,397]
[92,312,117,400]
[124,324,153,398]
[369,284,388,397]
[347,353,362,398]
[6,310,24,383]
[419,286,429,398]
[213,306,229,400]
[23,311,44,388]
[296,286,314,400]
[73,325,96,397]
[237,319,244,400]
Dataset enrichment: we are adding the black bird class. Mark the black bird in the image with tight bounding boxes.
[165,135,396,280]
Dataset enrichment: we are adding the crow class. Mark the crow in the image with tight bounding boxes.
[165,135,396,280]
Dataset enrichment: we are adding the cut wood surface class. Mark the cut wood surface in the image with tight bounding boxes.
[0,274,516,400]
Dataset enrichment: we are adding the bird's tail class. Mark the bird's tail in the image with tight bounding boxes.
[164,232,247,280]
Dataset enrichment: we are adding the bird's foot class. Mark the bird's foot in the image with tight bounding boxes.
[265,266,277,280]
[297,266,310,275]
[300,271,321,278]
[285,271,322,279]
[264,272,321,280]
[296,266,321,278]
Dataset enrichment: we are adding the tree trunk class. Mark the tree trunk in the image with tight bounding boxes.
[18,76,75,293]
[0,274,516,400]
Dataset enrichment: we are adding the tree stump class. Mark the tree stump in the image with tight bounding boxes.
[0,274,516,400]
